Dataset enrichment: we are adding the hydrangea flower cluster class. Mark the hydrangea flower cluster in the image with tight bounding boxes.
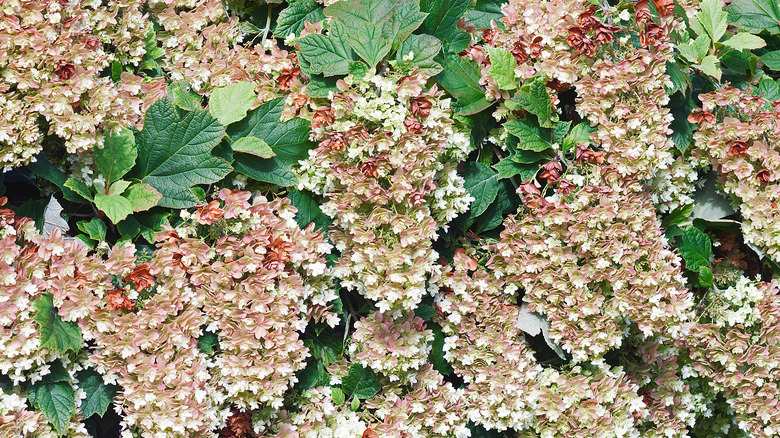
[294,72,473,312]
[689,86,780,262]
[0,0,300,171]
[684,278,780,438]
[0,0,166,169]
[489,166,693,362]
[349,311,433,383]
[2,191,336,437]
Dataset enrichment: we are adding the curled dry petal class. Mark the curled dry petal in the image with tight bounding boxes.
[105,289,135,311]
[757,169,771,184]
[277,67,301,90]
[125,264,154,291]
[404,116,423,134]
[410,97,432,118]
[567,27,595,56]
[640,22,665,48]
[687,109,716,125]
[195,200,224,225]
[635,0,652,24]
[727,140,750,157]
[652,0,676,16]
[360,157,379,178]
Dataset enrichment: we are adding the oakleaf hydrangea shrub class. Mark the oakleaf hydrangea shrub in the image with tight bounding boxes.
[3,0,780,436]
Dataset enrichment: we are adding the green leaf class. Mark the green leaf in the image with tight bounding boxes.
[303,327,343,366]
[487,47,517,90]
[350,395,360,411]
[761,50,780,70]
[306,75,340,98]
[274,0,326,39]
[420,0,471,53]
[349,23,393,67]
[508,148,551,164]
[124,183,162,212]
[28,380,75,434]
[95,129,136,186]
[504,119,552,151]
[515,79,553,127]
[227,98,314,186]
[395,34,443,75]
[27,154,87,203]
[465,0,505,30]
[697,0,729,42]
[726,0,780,35]
[462,162,499,217]
[167,81,203,111]
[106,179,132,197]
[325,0,394,27]
[297,31,356,77]
[77,369,117,419]
[131,98,232,208]
[341,364,381,399]
[287,188,332,232]
[118,211,169,243]
[665,60,691,95]
[493,159,538,180]
[64,178,94,202]
[231,137,276,158]
[697,55,722,80]
[94,192,134,224]
[33,293,82,354]
[722,32,766,50]
[76,218,107,242]
[332,387,346,405]
[40,360,72,385]
[386,0,428,52]
[348,61,370,78]
[758,77,780,101]
[209,82,257,126]
[197,330,220,355]
[678,227,713,287]
[111,61,123,83]
[296,359,330,390]
[436,50,491,116]
[428,323,454,375]
[669,92,696,153]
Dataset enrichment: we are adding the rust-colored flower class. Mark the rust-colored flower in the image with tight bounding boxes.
[292,93,308,113]
[518,180,541,197]
[312,106,334,129]
[156,226,181,244]
[360,157,379,178]
[578,6,599,31]
[218,410,253,438]
[125,264,154,291]
[652,0,676,16]
[546,78,570,92]
[640,22,665,48]
[482,28,497,45]
[757,169,771,185]
[687,109,716,125]
[321,131,348,151]
[576,145,606,164]
[81,36,101,50]
[566,27,595,56]
[593,23,619,45]
[277,67,301,90]
[404,116,423,134]
[195,200,224,225]
[539,161,563,183]
[54,60,75,80]
[727,140,750,157]
[635,0,652,24]
[362,428,380,438]
[454,248,479,271]
[529,36,544,58]
[410,97,432,118]
[105,289,135,311]
[557,179,575,195]
[510,41,529,63]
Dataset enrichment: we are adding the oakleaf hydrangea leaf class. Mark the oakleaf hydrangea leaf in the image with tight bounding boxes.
[341,364,381,399]
[33,293,82,354]
[28,380,75,434]
[209,82,257,126]
[94,192,134,224]
[94,129,136,187]
[515,79,553,127]
[487,47,517,90]
[231,137,276,158]
[394,34,443,75]
[462,162,500,217]
[77,369,117,419]
[131,98,232,208]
